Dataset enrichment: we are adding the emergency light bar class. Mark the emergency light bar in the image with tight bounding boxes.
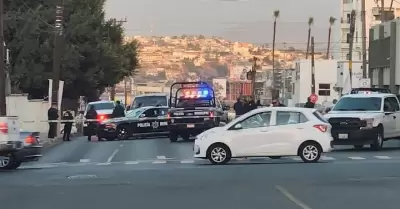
[182,89,210,98]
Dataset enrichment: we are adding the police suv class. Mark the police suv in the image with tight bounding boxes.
[324,91,400,150]
[167,81,229,142]
[97,106,169,140]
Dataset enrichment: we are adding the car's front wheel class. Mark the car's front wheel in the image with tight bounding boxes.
[0,153,20,170]
[207,143,231,165]
[298,142,321,163]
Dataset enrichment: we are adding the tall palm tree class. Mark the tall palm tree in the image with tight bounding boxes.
[272,10,280,98]
[326,16,336,59]
[306,17,314,59]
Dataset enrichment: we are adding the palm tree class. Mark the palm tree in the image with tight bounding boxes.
[272,10,280,98]
[326,16,336,59]
[306,17,314,59]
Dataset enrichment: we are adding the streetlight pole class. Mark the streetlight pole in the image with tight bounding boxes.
[0,0,6,116]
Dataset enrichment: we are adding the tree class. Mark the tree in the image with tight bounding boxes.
[4,0,139,101]
[306,17,314,59]
[326,16,336,59]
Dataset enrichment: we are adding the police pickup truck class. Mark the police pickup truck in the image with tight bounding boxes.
[167,81,229,142]
[324,92,400,150]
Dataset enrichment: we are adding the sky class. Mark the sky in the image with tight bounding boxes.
[105,0,341,51]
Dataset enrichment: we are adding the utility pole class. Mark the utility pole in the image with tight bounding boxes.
[0,0,5,115]
[52,0,64,105]
[348,10,356,87]
[381,0,385,22]
[110,18,127,101]
[311,36,315,94]
[361,0,367,78]
[124,78,128,106]
[251,57,257,99]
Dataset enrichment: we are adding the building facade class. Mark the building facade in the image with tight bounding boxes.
[368,19,400,93]
[340,0,400,60]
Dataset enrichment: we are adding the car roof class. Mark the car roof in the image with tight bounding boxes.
[136,106,169,110]
[251,106,316,114]
[135,93,168,98]
[88,101,114,105]
[341,93,394,98]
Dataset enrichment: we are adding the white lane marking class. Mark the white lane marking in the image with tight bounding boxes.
[97,163,111,165]
[157,156,167,159]
[291,157,301,161]
[124,161,139,165]
[107,149,120,163]
[180,160,195,164]
[152,160,167,164]
[276,185,312,209]
[80,159,90,163]
[321,156,335,160]
[348,156,365,160]
[374,156,391,159]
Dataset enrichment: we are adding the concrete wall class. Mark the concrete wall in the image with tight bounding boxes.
[6,94,49,133]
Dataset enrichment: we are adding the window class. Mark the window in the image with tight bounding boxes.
[143,108,158,118]
[87,102,114,110]
[132,96,167,108]
[276,111,308,125]
[318,90,330,96]
[319,84,330,89]
[333,97,381,111]
[346,33,351,43]
[384,97,399,111]
[235,111,271,129]
[318,83,331,96]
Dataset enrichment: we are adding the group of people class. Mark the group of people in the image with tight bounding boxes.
[47,100,128,142]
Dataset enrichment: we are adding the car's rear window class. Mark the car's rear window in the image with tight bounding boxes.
[88,102,114,110]
[313,111,328,123]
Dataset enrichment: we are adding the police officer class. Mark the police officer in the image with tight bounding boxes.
[47,103,59,139]
[62,109,74,141]
[86,105,97,142]
[112,100,125,118]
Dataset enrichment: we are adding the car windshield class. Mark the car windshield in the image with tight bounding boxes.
[88,102,114,110]
[332,97,382,111]
[126,108,145,118]
[133,96,167,108]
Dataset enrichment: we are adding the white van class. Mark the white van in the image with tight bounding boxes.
[0,116,23,169]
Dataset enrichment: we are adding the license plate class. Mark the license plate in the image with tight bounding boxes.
[187,124,195,128]
[338,133,348,139]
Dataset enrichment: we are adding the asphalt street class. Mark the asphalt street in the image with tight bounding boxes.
[2,137,400,209]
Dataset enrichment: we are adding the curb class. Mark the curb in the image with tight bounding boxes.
[41,133,83,153]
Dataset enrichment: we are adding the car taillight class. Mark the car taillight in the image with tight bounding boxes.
[167,112,171,119]
[97,115,107,121]
[0,122,8,134]
[25,135,35,144]
[313,124,328,132]
[209,112,214,118]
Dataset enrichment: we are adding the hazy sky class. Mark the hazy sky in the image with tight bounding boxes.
[105,0,341,50]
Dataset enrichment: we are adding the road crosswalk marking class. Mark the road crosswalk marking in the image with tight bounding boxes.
[124,161,139,164]
[374,156,391,159]
[181,160,195,163]
[80,159,90,163]
[321,156,335,160]
[348,156,365,160]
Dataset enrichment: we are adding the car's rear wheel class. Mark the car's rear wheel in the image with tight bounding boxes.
[298,142,321,163]
[169,132,178,142]
[207,143,231,165]
[0,153,20,170]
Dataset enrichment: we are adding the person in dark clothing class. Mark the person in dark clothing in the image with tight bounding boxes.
[248,97,257,111]
[85,106,98,142]
[47,104,59,139]
[243,98,250,113]
[112,101,125,118]
[62,109,74,141]
[304,97,315,108]
[272,98,285,107]
[256,100,261,107]
[233,97,244,118]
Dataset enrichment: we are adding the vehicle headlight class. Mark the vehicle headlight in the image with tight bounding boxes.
[361,118,374,128]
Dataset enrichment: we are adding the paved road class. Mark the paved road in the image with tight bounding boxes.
[2,137,400,209]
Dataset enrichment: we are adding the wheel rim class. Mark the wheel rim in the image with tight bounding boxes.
[302,145,319,161]
[377,133,383,146]
[118,127,127,138]
[210,147,227,163]
[0,155,10,168]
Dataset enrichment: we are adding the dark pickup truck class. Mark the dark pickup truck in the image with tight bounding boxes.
[167,81,229,142]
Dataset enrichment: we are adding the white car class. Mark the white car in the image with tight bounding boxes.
[194,107,333,164]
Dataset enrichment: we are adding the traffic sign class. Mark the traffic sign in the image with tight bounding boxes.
[360,78,370,87]
[309,93,318,103]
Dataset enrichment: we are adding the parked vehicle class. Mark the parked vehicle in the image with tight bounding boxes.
[194,107,333,164]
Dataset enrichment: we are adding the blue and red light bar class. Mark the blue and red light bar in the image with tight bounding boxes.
[182,88,210,98]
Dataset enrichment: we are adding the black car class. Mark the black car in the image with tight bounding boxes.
[97,106,169,140]
[167,81,229,142]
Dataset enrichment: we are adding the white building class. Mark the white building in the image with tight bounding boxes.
[292,60,339,105]
[340,0,400,60]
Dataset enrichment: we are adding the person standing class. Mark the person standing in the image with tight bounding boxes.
[85,105,98,142]
[304,97,315,108]
[62,109,74,141]
[112,100,125,118]
[47,103,59,139]
[233,97,244,118]
[271,98,285,107]
[248,97,257,111]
